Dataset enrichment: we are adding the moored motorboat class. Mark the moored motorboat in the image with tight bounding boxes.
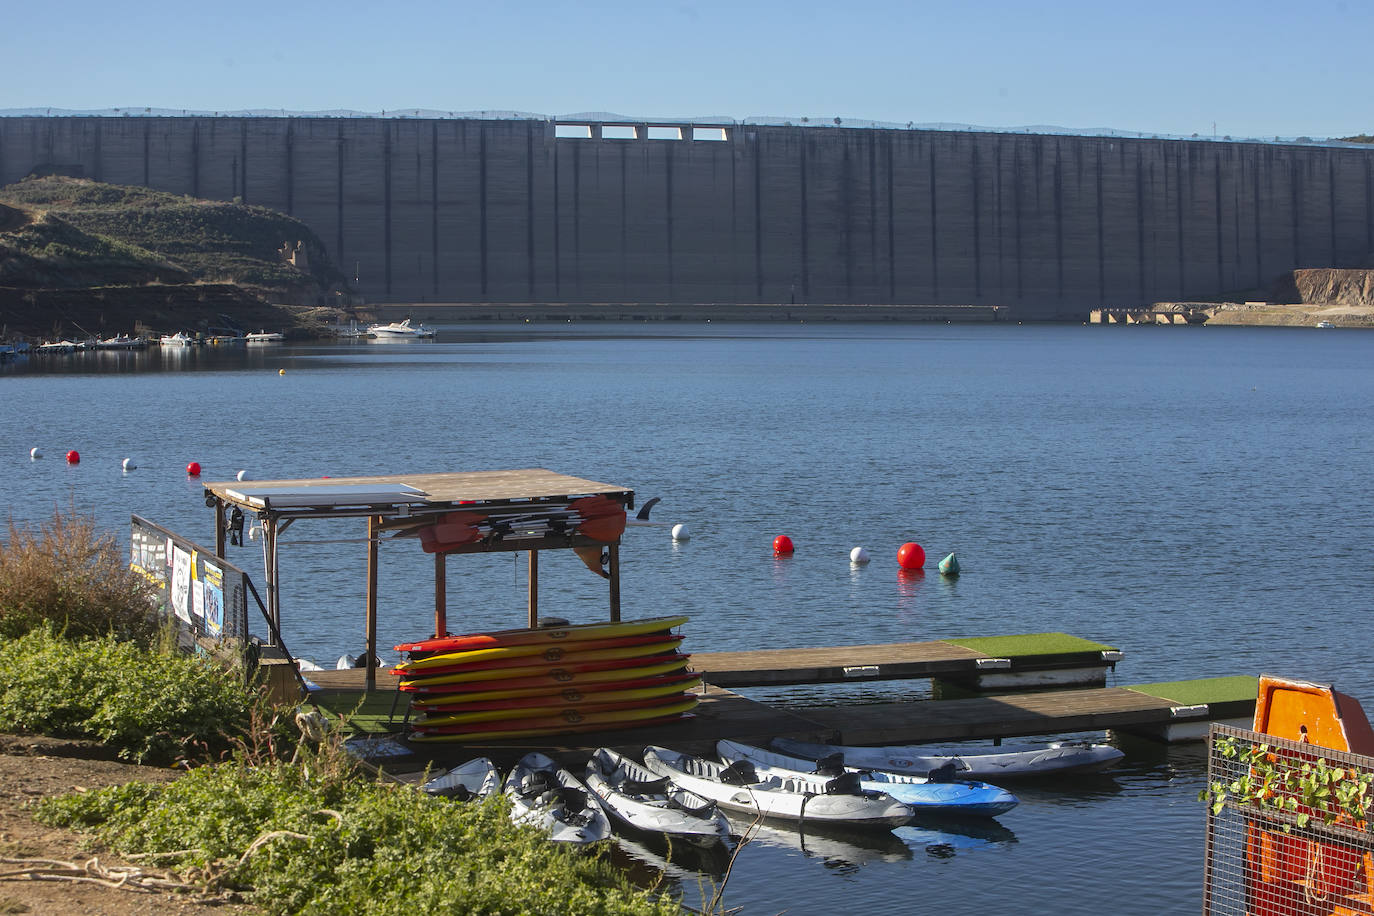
[717,740,1018,818]
[246,330,285,342]
[641,746,913,829]
[583,747,731,846]
[421,757,501,800]
[367,318,434,338]
[96,334,147,350]
[771,737,1125,780]
[158,332,194,346]
[503,752,611,845]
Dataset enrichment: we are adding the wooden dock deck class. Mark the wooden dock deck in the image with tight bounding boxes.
[690,632,1122,688]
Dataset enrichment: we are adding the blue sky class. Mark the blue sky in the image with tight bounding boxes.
[6,0,1369,139]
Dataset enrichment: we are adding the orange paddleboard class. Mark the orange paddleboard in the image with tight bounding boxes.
[408,659,694,707]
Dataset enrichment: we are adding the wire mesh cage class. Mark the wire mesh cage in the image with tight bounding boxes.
[1205,723,1374,915]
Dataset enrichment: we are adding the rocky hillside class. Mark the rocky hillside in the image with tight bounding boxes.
[0,177,353,338]
[1293,268,1374,307]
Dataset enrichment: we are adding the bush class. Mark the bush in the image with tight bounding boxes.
[0,627,257,763]
[38,753,681,915]
[0,509,160,643]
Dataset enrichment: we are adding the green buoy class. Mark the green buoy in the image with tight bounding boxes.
[939,552,960,576]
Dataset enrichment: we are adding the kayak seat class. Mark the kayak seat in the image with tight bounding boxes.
[927,761,958,783]
[666,790,717,819]
[622,776,672,796]
[719,760,759,786]
[813,752,846,777]
[822,772,863,795]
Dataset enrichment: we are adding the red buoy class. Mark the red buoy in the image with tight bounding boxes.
[897,542,926,570]
[773,535,795,555]
[186,461,201,476]
[65,450,80,464]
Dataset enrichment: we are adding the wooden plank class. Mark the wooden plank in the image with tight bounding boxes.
[692,641,986,687]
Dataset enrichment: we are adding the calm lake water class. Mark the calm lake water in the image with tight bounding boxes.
[4,321,1373,914]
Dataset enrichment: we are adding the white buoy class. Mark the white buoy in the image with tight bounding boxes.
[671,523,690,541]
[850,546,871,565]
[29,448,41,459]
[121,458,136,471]
[236,469,249,481]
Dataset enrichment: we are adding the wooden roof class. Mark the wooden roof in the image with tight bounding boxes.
[203,468,633,517]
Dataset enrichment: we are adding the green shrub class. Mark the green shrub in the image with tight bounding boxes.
[0,627,256,763]
[38,755,681,915]
[0,509,160,643]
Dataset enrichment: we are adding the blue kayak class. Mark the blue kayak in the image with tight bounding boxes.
[716,740,1018,818]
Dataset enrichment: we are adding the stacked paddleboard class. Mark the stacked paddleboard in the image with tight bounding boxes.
[391,615,698,742]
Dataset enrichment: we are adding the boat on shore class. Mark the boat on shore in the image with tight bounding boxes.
[367,318,434,339]
[717,740,1018,818]
[771,737,1124,780]
[503,752,611,845]
[421,757,501,800]
[1316,320,1336,329]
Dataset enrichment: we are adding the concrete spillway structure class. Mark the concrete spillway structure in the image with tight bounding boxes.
[2,116,1371,319]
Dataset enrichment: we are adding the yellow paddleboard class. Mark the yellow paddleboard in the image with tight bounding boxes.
[395,632,677,675]
[409,657,692,707]
[397,638,683,690]
[413,676,702,727]
[408,696,699,742]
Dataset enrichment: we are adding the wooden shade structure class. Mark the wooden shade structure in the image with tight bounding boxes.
[203,468,634,689]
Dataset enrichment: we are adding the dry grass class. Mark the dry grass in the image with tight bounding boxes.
[0,509,158,644]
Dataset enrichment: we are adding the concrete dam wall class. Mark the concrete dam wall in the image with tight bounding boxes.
[2,116,1371,319]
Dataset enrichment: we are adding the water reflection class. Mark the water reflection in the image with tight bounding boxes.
[729,816,913,871]
[896,816,1018,855]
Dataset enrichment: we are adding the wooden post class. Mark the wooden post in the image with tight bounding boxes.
[527,549,539,628]
[434,551,447,638]
[213,499,226,558]
[264,519,279,641]
[365,515,379,691]
[608,542,621,622]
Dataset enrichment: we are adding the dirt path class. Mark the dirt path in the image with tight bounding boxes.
[0,736,253,915]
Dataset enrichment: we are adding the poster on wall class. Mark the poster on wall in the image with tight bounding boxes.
[170,544,192,624]
[202,560,225,638]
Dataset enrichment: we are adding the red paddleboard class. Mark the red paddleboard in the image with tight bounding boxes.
[407,695,700,740]
[412,675,702,719]
[409,661,695,708]
[395,614,688,656]
[399,653,691,694]
[392,633,680,677]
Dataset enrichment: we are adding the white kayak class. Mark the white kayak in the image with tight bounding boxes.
[421,757,501,800]
[584,747,732,847]
[771,737,1125,780]
[717,740,1018,818]
[503,752,612,845]
[642,746,913,829]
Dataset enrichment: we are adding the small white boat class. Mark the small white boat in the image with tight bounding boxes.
[642,746,913,829]
[504,752,611,845]
[159,332,193,346]
[96,334,147,350]
[583,747,731,846]
[36,340,78,353]
[717,740,1018,818]
[1316,320,1336,329]
[771,737,1125,780]
[367,318,434,338]
[246,330,285,342]
[422,757,501,800]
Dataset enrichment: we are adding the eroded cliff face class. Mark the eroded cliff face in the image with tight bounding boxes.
[1295,268,1374,306]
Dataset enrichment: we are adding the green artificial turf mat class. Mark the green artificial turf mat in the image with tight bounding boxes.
[310,690,405,734]
[944,632,1119,657]
[1125,675,1258,707]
